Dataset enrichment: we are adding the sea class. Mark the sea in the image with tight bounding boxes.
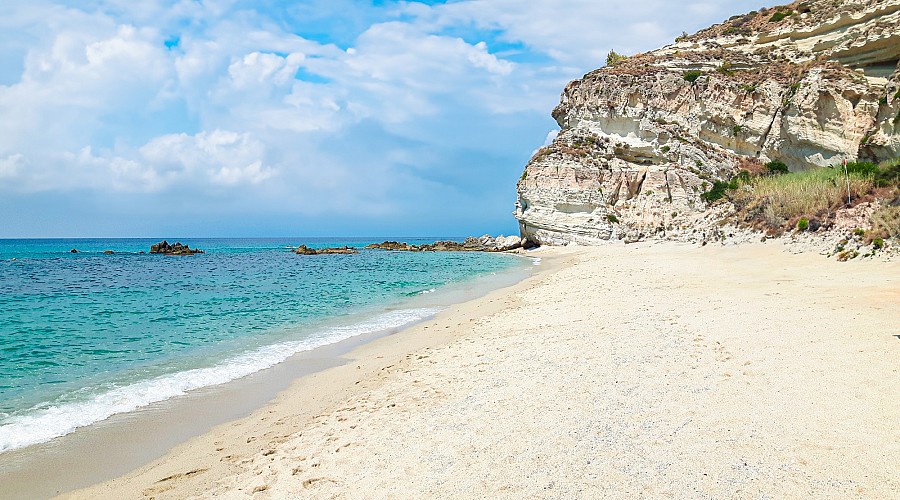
[0,237,535,454]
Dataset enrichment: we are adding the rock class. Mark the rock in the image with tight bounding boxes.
[364,236,522,252]
[70,249,78,253]
[150,240,204,255]
[515,0,900,246]
[103,250,114,255]
[364,241,415,251]
[293,245,359,255]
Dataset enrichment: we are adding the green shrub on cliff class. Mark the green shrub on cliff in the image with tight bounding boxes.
[769,10,793,22]
[606,50,628,66]
[700,179,738,203]
[683,70,703,83]
[765,160,789,175]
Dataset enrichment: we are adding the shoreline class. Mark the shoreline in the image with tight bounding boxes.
[0,252,541,499]
[9,240,900,498]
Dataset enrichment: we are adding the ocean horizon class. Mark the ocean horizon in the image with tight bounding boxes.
[0,237,533,453]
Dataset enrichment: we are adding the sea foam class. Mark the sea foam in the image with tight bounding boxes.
[0,307,441,454]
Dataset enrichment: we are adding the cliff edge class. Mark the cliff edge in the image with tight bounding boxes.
[516,0,900,246]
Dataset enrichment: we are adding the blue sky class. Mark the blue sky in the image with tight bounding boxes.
[0,0,763,237]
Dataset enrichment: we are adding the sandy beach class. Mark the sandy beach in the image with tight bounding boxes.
[57,242,900,499]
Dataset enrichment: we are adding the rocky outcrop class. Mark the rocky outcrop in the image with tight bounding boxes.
[516,0,900,245]
[365,235,525,252]
[150,240,204,255]
[293,245,359,255]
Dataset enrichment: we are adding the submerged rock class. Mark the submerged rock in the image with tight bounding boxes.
[293,244,359,255]
[150,240,204,255]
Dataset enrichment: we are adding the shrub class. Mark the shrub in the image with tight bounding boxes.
[607,214,619,223]
[874,158,900,187]
[732,125,745,137]
[684,70,703,83]
[879,96,889,106]
[606,50,628,66]
[769,10,793,22]
[700,180,736,203]
[740,83,758,94]
[675,31,689,42]
[520,170,527,181]
[661,145,670,153]
[844,161,878,176]
[872,238,884,250]
[796,217,809,231]
[716,61,735,76]
[765,160,789,175]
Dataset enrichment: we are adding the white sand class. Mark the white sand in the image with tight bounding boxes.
[64,242,900,499]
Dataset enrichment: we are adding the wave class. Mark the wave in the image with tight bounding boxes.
[0,307,441,454]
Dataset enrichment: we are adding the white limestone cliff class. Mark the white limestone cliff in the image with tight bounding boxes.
[516,0,900,245]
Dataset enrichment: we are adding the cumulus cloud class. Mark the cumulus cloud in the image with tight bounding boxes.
[0,0,764,236]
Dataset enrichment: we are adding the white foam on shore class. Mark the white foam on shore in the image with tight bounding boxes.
[0,307,441,454]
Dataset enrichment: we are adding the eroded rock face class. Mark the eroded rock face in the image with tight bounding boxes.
[516,0,900,245]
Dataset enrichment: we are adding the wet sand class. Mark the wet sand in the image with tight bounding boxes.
[51,242,900,498]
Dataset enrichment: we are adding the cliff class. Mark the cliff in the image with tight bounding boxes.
[515,0,900,245]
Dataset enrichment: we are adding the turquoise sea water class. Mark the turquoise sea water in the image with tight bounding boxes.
[0,238,531,453]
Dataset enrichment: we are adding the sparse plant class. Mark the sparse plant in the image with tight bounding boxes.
[716,61,735,76]
[661,145,671,153]
[869,204,900,239]
[520,170,527,181]
[879,96,889,106]
[732,125,745,137]
[675,31,690,42]
[606,50,628,66]
[740,83,758,94]
[872,238,884,250]
[796,217,809,231]
[607,214,619,223]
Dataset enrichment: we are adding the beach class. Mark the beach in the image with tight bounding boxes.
[55,242,900,499]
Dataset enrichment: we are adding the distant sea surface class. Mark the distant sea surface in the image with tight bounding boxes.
[0,238,532,453]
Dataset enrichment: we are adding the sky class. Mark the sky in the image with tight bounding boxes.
[0,0,764,238]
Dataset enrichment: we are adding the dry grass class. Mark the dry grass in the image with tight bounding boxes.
[869,204,900,240]
[730,167,880,231]
[738,168,872,220]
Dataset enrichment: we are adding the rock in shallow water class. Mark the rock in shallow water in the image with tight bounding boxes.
[293,245,359,255]
[150,240,204,255]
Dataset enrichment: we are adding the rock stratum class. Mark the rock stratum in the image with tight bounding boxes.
[516,0,900,245]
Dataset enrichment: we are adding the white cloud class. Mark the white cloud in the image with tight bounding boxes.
[0,154,26,178]
[0,0,767,235]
